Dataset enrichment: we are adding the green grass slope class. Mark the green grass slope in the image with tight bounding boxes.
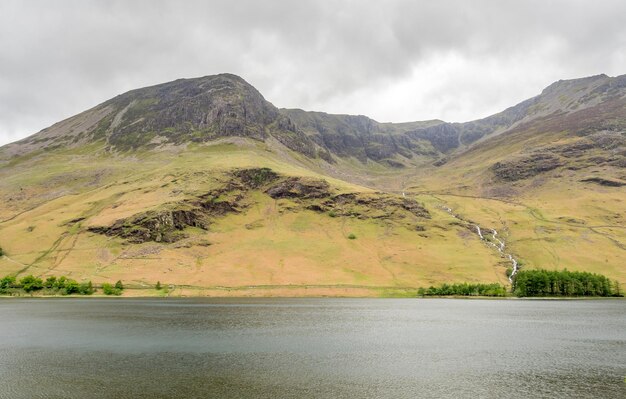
[1,73,624,296]
[0,139,510,296]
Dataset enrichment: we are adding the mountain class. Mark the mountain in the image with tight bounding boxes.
[0,73,624,296]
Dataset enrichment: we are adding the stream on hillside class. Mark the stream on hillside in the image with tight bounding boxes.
[441,205,519,282]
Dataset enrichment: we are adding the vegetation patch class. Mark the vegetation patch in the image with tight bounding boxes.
[102,280,124,296]
[0,274,97,296]
[512,269,622,297]
[417,283,507,297]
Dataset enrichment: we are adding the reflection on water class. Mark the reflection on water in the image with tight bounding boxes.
[0,298,624,398]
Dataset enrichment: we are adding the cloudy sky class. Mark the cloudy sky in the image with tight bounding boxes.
[1,0,625,146]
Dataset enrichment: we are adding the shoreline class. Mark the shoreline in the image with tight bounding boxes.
[1,289,623,300]
[2,281,623,300]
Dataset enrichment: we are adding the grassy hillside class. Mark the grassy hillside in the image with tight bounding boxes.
[1,73,624,296]
[0,139,512,297]
[406,101,626,287]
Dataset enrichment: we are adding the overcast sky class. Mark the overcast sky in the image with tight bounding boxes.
[1,0,625,146]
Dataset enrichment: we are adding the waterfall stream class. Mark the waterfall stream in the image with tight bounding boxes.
[441,205,520,282]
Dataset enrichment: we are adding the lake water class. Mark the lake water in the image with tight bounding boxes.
[0,298,624,398]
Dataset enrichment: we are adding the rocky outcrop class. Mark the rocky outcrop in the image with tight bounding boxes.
[88,207,209,243]
[232,167,279,189]
[262,174,430,221]
[491,153,564,181]
[311,193,430,220]
[580,177,626,187]
[83,168,431,243]
[266,177,331,199]
[88,168,271,243]
[492,132,626,181]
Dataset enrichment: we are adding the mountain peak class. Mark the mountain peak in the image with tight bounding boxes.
[100,73,280,150]
[3,72,625,168]
[540,73,610,96]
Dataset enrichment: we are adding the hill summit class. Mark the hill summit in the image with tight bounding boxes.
[0,72,624,296]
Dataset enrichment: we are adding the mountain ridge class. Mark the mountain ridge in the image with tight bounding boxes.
[0,72,624,296]
[4,72,625,169]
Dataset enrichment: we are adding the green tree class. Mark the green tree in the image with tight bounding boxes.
[63,279,80,295]
[78,281,94,295]
[44,276,57,289]
[156,281,162,290]
[20,275,43,292]
[115,280,124,290]
[0,275,16,293]
[54,276,67,290]
[103,283,122,296]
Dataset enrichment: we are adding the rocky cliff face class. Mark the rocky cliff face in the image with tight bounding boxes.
[97,74,321,157]
[3,73,625,170]
[407,74,626,155]
[104,74,279,147]
[0,74,319,159]
[281,109,441,164]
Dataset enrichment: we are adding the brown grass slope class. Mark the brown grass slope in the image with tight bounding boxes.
[0,73,624,296]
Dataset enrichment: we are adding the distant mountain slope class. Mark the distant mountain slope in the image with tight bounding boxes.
[420,74,626,192]
[409,74,626,154]
[0,74,319,159]
[0,72,624,295]
[280,109,442,165]
[4,73,624,169]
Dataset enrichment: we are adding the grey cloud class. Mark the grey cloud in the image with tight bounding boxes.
[1,0,626,145]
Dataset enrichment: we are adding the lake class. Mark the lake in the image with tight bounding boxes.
[0,298,624,398]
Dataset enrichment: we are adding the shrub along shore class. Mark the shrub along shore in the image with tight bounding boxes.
[418,269,622,298]
[0,274,126,296]
[0,270,622,298]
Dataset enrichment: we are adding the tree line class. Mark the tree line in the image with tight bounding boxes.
[417,270,623,298]
[418,283,507,297]
[512,269,622,297]
[0,274,125,296]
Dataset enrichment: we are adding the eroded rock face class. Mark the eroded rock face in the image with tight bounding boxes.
[491,153,564,181]
[317,193,430,219]
[232,167,279,189]
[88,168,272,243]
[88,208,209,243]
[491,132,626,182]
[580,177,626,187]
[88,168,430,244]
[266,177,331,199]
